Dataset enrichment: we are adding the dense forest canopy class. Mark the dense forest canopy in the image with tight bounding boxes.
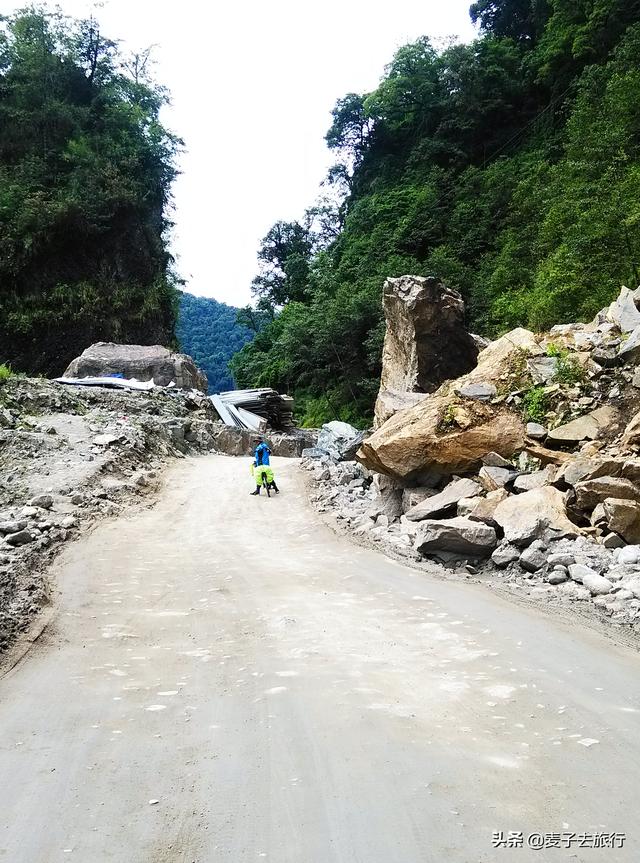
[0,8,180,375]
[176,292,254,393]
[231,0,640,427]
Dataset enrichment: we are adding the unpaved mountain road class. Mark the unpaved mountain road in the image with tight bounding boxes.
[1,455,639,863]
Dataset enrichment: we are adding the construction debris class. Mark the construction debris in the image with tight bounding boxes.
[211,389,295,432]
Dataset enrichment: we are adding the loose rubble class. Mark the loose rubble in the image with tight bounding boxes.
[303,279,640,633]
[0,375,314,654]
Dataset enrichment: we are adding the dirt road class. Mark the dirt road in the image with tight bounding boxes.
[1,455,639,862]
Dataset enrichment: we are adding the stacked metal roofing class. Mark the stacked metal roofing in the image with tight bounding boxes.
[210,388,295,432]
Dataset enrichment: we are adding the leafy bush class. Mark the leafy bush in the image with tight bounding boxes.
[523,386,548,424]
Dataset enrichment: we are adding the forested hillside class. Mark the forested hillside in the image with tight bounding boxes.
[0,9,180,375]
[231,0,640,427]
[176,292,253,393]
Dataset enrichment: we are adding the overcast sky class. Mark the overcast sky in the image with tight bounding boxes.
[10,0,477,305]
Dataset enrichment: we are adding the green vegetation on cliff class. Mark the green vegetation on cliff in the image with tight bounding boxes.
[0,9,180,375]
[231,0,640,426]
[176,292,254,393]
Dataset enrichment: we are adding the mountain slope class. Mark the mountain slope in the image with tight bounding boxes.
[231,0,640,426]
[177,292,254,393]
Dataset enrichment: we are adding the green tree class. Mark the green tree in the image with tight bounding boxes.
[0,8,181,375]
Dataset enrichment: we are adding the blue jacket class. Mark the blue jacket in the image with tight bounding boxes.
[254,442,271,466]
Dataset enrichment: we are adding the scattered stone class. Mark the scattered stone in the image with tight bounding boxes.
[519,541,547,573]
[482,452,514,469]
[618,545,640,565]
[494,486,579,546]
[526,422,547,439]
[574,567,613,596]
[478,465,517,491]
[4,529,34,546]
[548,568,569,585]
[546,406,619,445]
[574,476,640,512]
[513,466,555,493]
[456,382,497,401]
[415,517,497,558]
[93,433,121,447]
[27,494,53,510]
[491,542,521,567]
[405,478,483,522]
[0,520,28,535]
[548,552,576,568]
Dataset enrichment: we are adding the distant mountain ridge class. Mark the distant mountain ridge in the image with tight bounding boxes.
[176,292,254,393]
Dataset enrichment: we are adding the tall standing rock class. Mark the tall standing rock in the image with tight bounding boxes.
[374,276,479,426]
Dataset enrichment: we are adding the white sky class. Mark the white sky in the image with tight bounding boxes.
[9,0,477,305]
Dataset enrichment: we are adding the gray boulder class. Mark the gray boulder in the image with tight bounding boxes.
[548,568,569,585]
[405,477,483,522]
[402,487,437,512]
[478,465,517,491]
[619,326,640,364]
[64,342,208,392]
[415,517,497,558]
[526,422,547,439]
[519,541,547,573]
[491,542,521,567]
[569,564,612,595]
[456,382,497,401]
[4,529,34,546]
[513,466,555,493]
[317,421,366,461]
[367,474,403,521]
[607,286,640,333]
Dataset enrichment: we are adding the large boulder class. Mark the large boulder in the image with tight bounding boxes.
[414,517,497,558]
[358,401,525,484]
[493,486,579,546]
[374,275,478,426]
[359,328,535,482]
[64,342,207,392]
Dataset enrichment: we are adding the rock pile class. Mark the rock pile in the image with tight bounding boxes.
[305,283,640,630]
[0,376,226,653]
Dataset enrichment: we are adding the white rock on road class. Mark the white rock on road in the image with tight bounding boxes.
[0,456,639,862]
